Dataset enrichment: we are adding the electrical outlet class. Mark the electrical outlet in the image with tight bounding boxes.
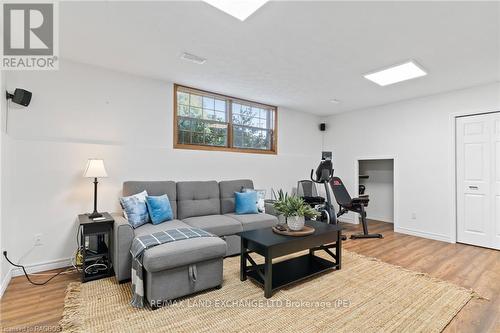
[411,213,417,220]
[34,233,43,246]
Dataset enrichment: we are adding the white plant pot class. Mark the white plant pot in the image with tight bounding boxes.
[287,216,305,231]
[278,214,287,225]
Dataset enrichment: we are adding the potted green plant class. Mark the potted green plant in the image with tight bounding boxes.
[272,189,289,225]
[273,193,318,231]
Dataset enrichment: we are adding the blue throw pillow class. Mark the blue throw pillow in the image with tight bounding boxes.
[120,190,150,228]
[145,195,173,225]
[235,191,258,214]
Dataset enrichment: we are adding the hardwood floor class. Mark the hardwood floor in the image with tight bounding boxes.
[1,220,499,332]
[342,221,500,333]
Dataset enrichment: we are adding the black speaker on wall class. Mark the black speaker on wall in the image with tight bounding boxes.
[6,88,32,107]
[319,123,326,131]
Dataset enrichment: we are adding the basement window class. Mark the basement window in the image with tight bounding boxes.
[174,84,277,154]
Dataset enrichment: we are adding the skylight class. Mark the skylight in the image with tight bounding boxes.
[203,0,269,21]
[364,61,427,86]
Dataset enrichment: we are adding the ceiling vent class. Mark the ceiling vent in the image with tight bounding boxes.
[180,52,207,65]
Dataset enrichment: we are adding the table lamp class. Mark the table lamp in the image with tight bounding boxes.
[83,159,108,218]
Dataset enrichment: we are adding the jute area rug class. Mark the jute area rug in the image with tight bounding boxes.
[60,250,475,333]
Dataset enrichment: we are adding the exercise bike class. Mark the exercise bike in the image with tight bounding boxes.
[297,155,337,225]
[298,154,382,240]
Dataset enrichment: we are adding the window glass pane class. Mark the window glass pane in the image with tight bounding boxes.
[260,109,268,120]
[203,109,216,120]
[203,96,214,110]
[232,108,269,129]
[178,130,189,144]
[214,111,226,122]
[215,99,225,111]
[233,134,243,148]
[178,105,189,117]
[237,110,252,126]
[233,125,271,150]
[233,126,244,148]
[205,126,227,146]
[232,103,241,115]
[192,133,204,145]
[191,119,206,133]
[214,128,227,146]
[190,106,202,118]
[250,107,260,118]
[232,114,242,125]
[251,117,260,128]
[250,129,271,149]
[178,91,189,105]
[241,105,251,115]
[178,118,191,131]
[190,94,203,108]
[178,118,227,147]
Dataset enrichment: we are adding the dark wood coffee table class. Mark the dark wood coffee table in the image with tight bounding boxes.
[238,220,342,298]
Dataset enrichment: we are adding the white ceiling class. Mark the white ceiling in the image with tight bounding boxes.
[60,1,500,115]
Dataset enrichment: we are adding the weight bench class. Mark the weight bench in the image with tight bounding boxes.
[330,177,383,239]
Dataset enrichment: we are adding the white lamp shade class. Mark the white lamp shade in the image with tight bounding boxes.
[83,159,108,178]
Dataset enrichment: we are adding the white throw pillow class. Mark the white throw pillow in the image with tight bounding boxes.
[242,188,266,213]
[122,190,148,220]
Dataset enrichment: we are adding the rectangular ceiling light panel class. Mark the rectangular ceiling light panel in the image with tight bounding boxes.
[364,61,427,86]
[204,0,269,21]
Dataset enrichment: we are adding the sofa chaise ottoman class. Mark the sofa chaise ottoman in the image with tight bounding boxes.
[135,221,226,307]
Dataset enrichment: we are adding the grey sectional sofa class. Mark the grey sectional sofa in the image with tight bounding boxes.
[112,179,278,305]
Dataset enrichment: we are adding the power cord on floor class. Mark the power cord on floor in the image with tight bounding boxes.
[2,226,84,285]
[2,225,111,285]
[3,251,72,286]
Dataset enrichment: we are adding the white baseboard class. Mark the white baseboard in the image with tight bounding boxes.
[394,226,453,243]
[0,268,12,298]
[0,257,71,298]
[367,216,393,223]
[339,215,393,224]
[11,257,72,277]
[338,217,358,224]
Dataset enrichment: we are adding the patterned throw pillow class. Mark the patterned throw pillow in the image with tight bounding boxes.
[145,195,173,225]
[119,190,150,228]
[242,188,266,213]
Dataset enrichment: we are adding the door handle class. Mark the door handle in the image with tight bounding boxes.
[468,186,479,190]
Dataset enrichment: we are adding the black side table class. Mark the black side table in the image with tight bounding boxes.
[78,212,114,282]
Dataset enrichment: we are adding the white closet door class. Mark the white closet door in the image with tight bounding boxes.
[456,114,497,249]
[493,114,500,249]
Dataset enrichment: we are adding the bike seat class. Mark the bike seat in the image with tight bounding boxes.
[302,196,325,205]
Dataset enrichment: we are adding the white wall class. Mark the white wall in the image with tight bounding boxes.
[323,82,500,242]
[0,70,5,296]
[1,60,322,272]
[0,71,14,297]
[359,159,394,223]
[3,60,497,286]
